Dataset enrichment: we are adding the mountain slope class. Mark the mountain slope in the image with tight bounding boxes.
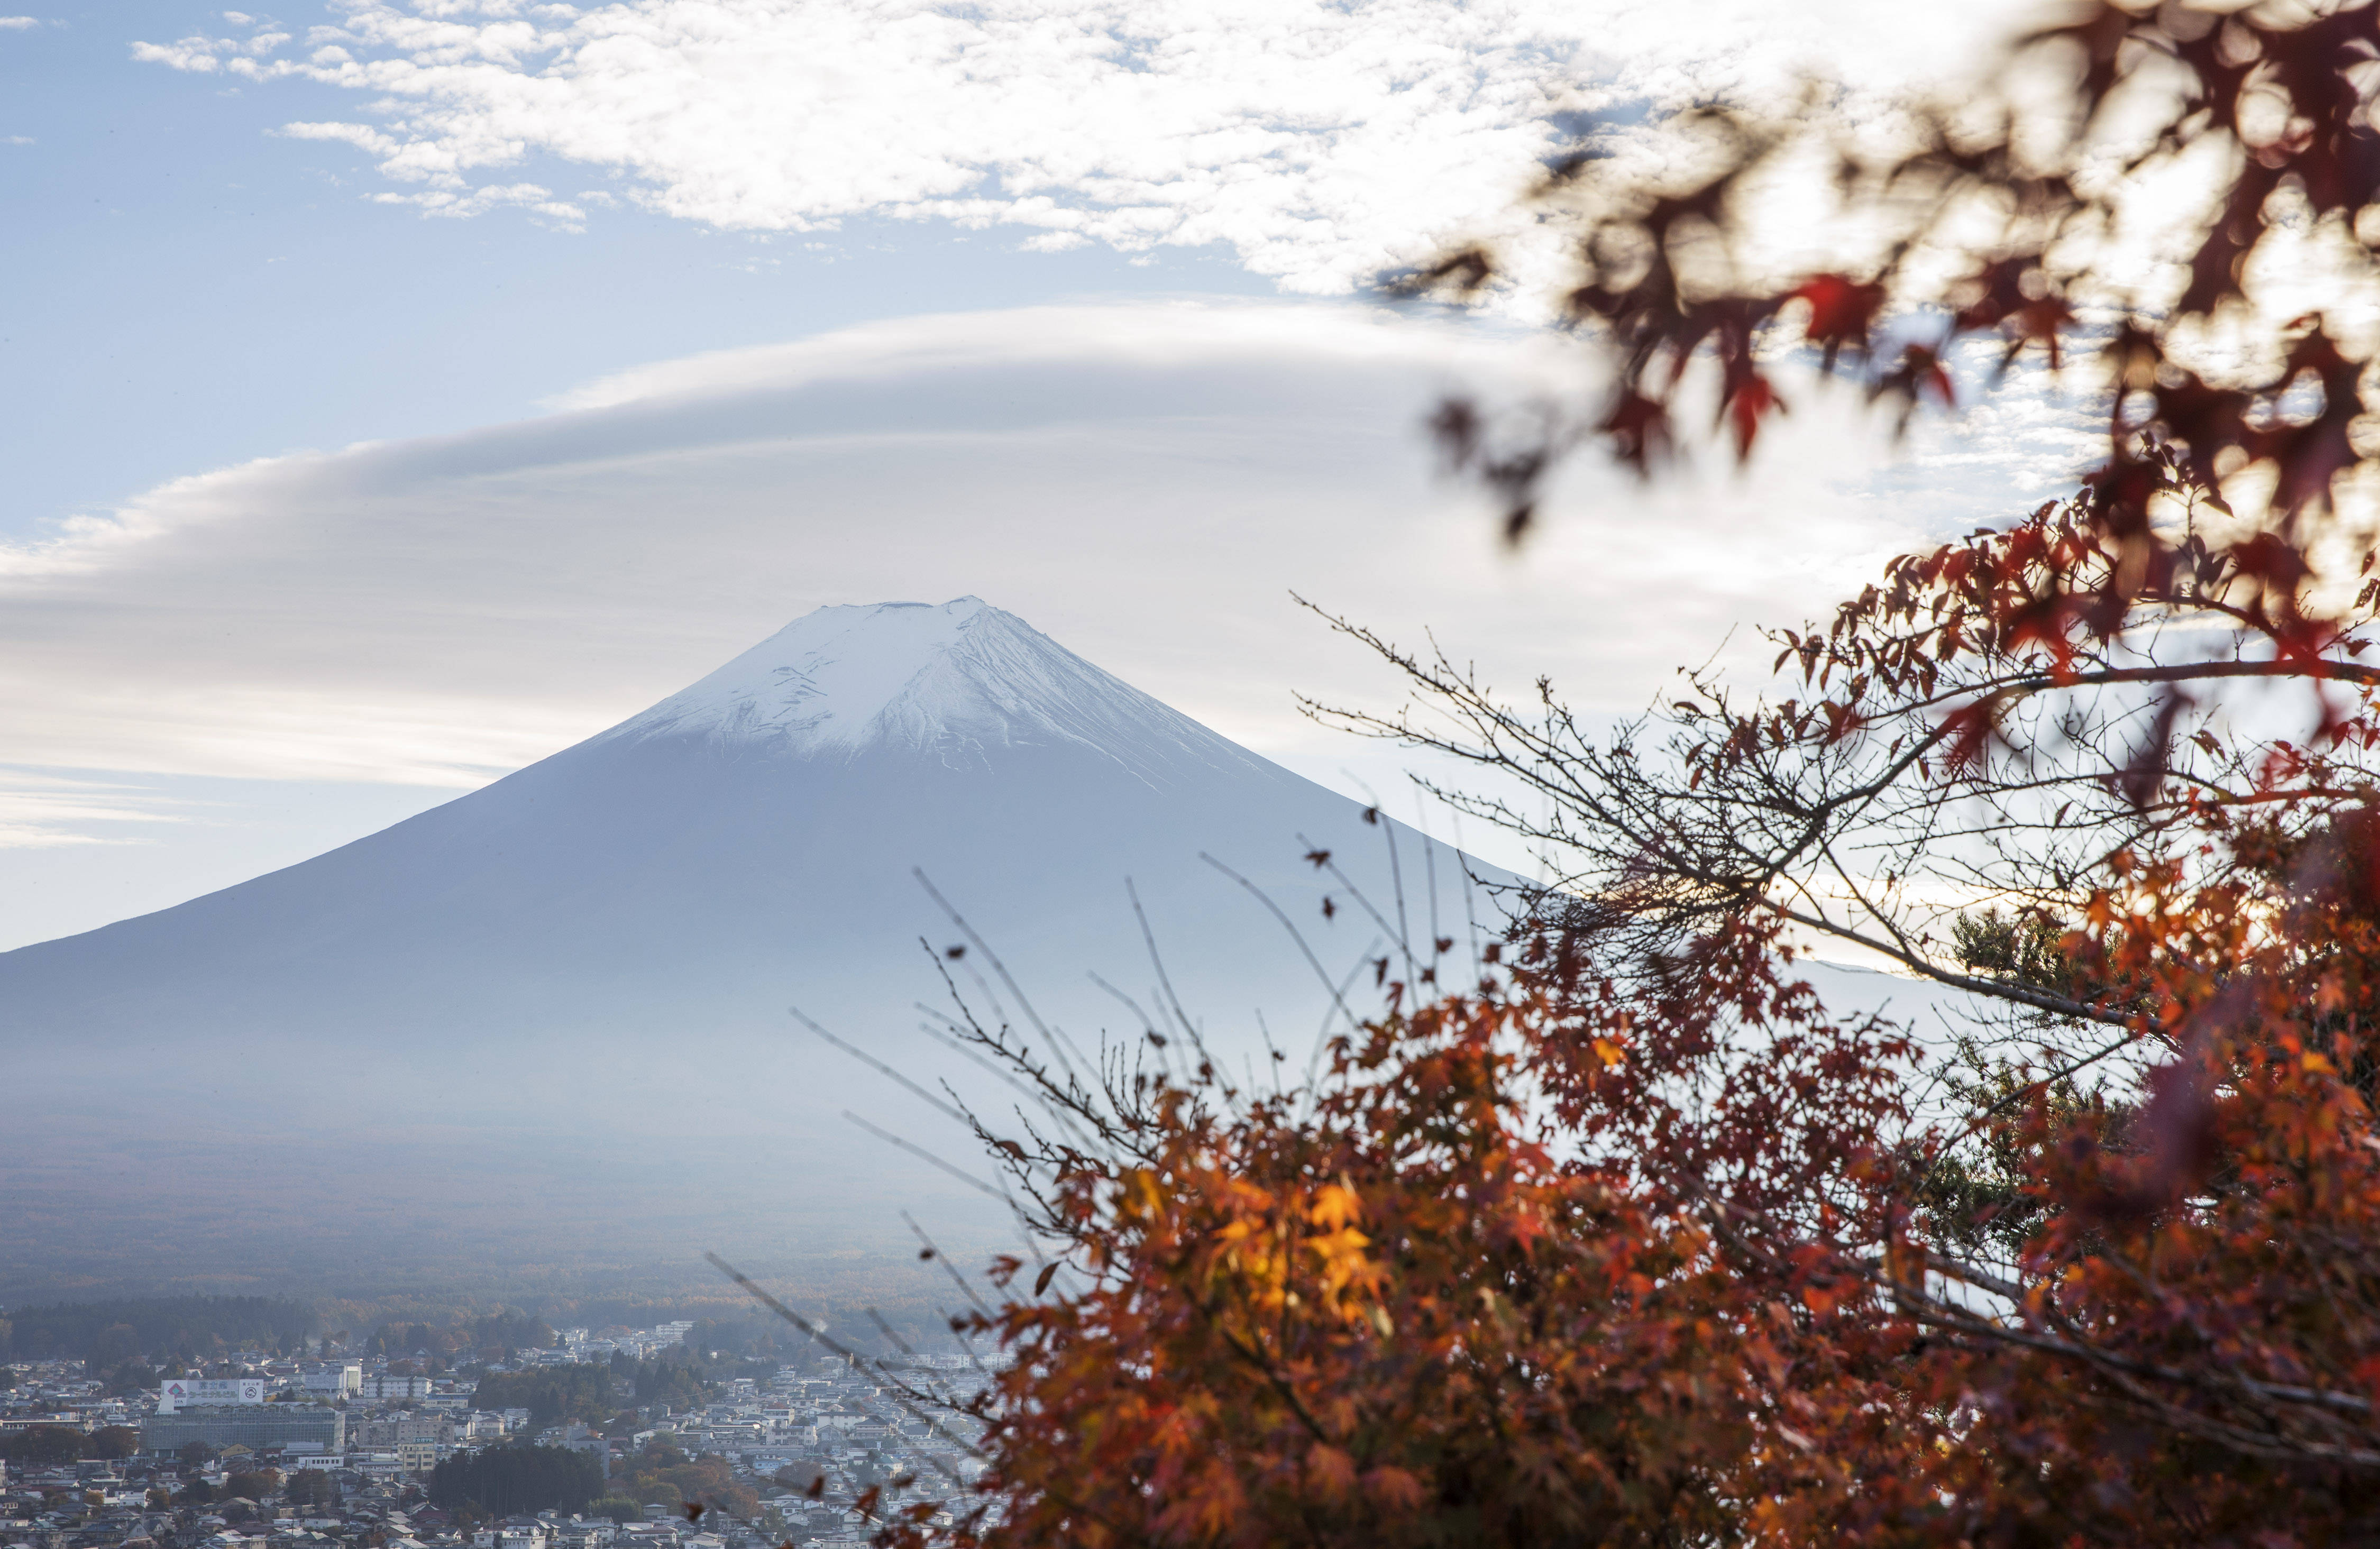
[0,599,1494,1297]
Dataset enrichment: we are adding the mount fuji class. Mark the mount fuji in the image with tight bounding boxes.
[0,599,1494,1297]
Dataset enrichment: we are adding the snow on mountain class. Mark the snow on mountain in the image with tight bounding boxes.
[0,599,1495,1297]
[607,597,1276,786]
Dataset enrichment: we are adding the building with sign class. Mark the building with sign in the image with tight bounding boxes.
[157,1379,264,1413]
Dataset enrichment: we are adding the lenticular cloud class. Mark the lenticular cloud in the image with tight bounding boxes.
[131,0,2035,294]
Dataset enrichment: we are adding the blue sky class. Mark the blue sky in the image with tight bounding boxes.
[0,0,2075,950]
[1,2,1279,544]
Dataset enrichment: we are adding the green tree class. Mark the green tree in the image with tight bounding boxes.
[611,1445,754,1521]
[428,1445,600,1517]
[0,1298,311,1364]
[88,1323,141,1369]
[178,1479,217,1507]
[285,1469,336,1508]
[223,1469,280,1502]
[0,1426,84,1465]
[104,1360,160,1397]
[464,1311,556,1358]
[178,1441,217,1468]
[627,1358,707,1411]
[86,1427,139,1461]
[472,1365,619,1426]
[586,1497,644,1525]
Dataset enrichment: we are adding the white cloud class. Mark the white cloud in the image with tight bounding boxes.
[0,771,189,849]
[131,0,2045,294]
[0,300,2079,794]
[0,16,40,29]
[364,178,586,225]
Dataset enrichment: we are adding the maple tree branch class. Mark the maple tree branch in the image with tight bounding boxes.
[1906,1028,2144,1200]
[1890,1277,2380,1431]
[1213,1315,1336,1448]
[706,1254,988,1472]
[1757,899,2134,1028]
[1891,655,2380,717]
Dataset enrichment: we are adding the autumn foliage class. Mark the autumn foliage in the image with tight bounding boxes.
[734,6,2380,1545]
[876,712,2380,1545]
[953,947,1914,1547]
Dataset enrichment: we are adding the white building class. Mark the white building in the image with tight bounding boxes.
[301,1367,362,1399]
[360,1375,431,1400]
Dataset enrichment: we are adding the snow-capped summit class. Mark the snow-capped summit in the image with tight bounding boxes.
[605,598,1263,785]
[612,598,992,752]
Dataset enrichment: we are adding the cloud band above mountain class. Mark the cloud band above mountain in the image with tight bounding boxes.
[0,299,2089,798]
